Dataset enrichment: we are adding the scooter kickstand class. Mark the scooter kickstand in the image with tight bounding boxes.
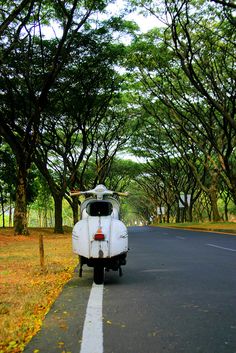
[79,267,83,277]
[78,255,83,277]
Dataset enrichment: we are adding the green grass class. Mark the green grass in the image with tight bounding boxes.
[153,221,236,231]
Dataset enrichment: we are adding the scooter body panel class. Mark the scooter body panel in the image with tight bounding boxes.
[72,216,128,259]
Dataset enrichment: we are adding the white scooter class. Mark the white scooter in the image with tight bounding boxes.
[70,185,128,284]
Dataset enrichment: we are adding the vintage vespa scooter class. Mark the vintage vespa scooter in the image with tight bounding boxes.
[70,185,128,284]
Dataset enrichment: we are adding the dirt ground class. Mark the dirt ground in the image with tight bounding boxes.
[0,227,78,353]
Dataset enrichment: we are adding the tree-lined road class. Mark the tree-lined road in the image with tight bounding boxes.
[24,226,236,353]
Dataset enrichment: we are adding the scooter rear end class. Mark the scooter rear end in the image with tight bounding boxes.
[71,185,128,284]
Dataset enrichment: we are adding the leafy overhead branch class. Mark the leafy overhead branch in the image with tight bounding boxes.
[210,0,236,9]
[0,0,32,37]
[167,0,236,130]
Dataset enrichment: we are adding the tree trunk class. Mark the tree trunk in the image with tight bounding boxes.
[176,206,180,223]
[0,187,5,227]
[187,204,193,222]
[14,164,29,235]
[53,194,64,233]
[224,203,228,221]
[72,197,79,225]
[166,205,170,223]
[9,197,12,227]
[228,177,236,205]
[209,188,221,222]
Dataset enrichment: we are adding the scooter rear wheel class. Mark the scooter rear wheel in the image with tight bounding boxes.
[94,264,104,284]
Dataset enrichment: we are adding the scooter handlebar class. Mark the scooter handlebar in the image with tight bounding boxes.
[114,192,129,197]
[70,191,129,197]
[70,190,85,196]
[70,185,129,198]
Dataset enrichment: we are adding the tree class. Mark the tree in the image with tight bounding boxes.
[103,158,144,191]
[164,0,236,204]
[28,173,53,227]
[125,1,236,220]
[33,25,133,230]
[0,0,117,234]
[0,142,16,227]
[128,112,203,222]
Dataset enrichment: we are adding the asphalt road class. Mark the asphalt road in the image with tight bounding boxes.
[24,226,236,353]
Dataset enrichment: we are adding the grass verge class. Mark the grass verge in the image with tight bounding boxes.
[153,221,236,233]
[0,228,78,353]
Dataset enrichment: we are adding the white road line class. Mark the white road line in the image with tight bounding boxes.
[80,283,104,353]
[207,243,236,252]
[176,236,186,240]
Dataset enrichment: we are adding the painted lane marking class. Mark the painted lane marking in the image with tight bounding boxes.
[142,268,179,273]
[80,283,104,353]
[176,236,186,240]
[207,243,236,252]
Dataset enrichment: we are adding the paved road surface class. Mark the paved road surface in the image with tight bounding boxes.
[24,226,236,353]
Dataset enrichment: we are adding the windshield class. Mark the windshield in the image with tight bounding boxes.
[86,201,113,217]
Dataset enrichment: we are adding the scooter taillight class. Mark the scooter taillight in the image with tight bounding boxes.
[94,228,105,241]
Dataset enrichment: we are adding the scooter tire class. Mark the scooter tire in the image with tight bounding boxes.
[94,265,104,285]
